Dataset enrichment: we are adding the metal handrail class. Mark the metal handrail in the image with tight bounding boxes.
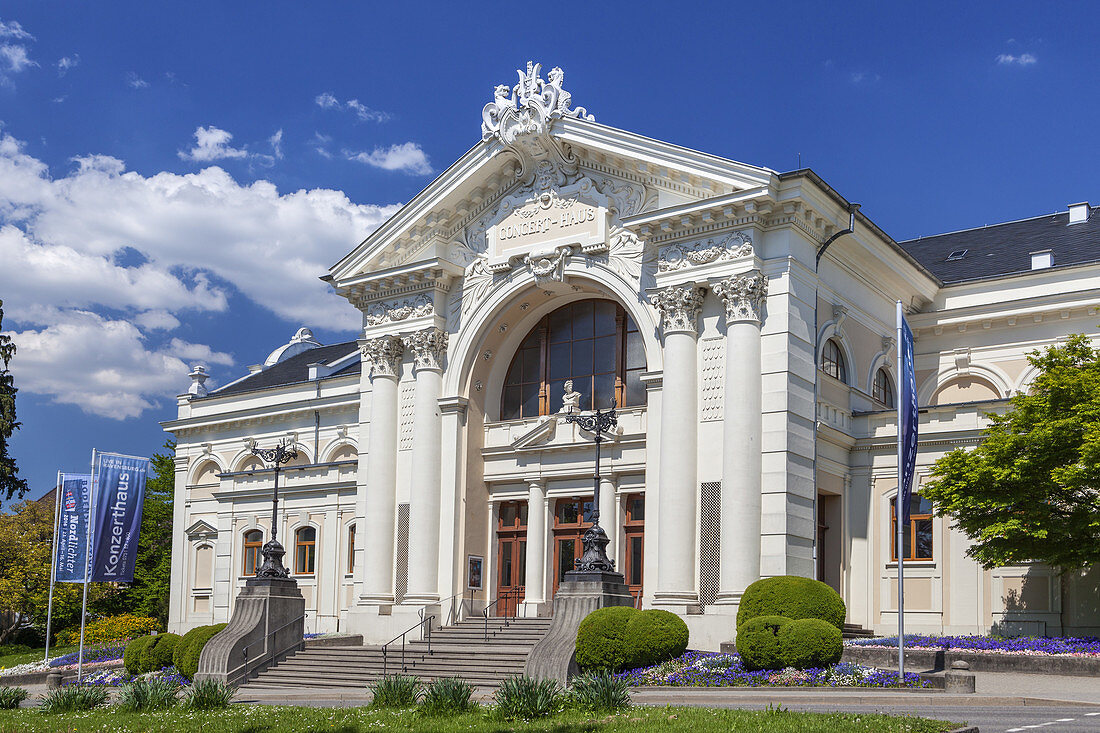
[439,591,466,627]
[229,613,306,680]
[631,589,643,609]
[482,587,521,642]
[381,613,434,676]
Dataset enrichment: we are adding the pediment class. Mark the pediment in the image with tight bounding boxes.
[185,519,217,539]
[326,64,776,294]
[510,415,558,450]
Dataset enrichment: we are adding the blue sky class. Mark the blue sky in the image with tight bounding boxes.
[1,1,1098,503]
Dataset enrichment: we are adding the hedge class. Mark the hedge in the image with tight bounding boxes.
[58,614,160,646]
[622,609,689,670]
[736,576,846,630]
[575,606,636,671]
[735,615,792,671]
[123,636,157,675]
[174,623,227,680]
[778,618,843,669]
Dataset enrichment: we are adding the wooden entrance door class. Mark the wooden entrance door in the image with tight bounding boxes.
[623,493,645,602]
[552,498,594,594]
[496,501,527,617]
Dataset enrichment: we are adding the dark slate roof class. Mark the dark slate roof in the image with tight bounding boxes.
[209,341,360,397]
[899,207,1100,284]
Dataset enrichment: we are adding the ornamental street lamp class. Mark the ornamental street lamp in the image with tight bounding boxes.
[250,439,298,579]
[562,396,618,573]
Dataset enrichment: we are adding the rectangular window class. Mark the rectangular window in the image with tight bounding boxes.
[891,495,933,561]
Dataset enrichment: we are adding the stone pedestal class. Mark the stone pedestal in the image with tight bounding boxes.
[194,577,305,687]
[524,570,633,683]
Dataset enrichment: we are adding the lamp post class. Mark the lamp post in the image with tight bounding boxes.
[562,396,618,573]
[251,439,298,578]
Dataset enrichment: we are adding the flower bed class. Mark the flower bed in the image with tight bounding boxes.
[0,643,126,680]
[615,650,929,688]
[70,665,189,687]
[846,634,1100,657]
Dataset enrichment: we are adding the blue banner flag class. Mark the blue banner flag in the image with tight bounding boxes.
[898,309,919,523]
[89,453,149,583]
[55,474,91,583]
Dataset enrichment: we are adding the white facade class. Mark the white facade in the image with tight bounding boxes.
[164,63,1100,649]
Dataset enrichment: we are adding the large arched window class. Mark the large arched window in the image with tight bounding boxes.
[873,368,895,408]
[821,338,848,384]
[295,527,316,575]
[242,530,263,575]
[501,299,646,420]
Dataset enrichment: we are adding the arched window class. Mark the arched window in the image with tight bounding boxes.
[821,339,847,383]
[873,368,895,408]
[501,299,646,420]
[295,527,316,575]
[347,524,356,574]
[243,530,263,575]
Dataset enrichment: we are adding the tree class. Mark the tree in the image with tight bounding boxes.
[0,299,28,502]
[922,334,1100,571]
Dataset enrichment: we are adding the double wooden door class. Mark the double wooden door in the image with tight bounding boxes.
[496,501,526,617]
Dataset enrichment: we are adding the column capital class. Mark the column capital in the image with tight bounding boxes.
[360,334,404,378]
[712,272,768,324]
[403,327,448,372]
[650,284,705,335]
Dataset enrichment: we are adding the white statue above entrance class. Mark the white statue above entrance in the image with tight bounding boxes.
[560,380,582,414]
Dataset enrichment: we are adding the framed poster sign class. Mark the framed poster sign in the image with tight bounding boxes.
[467,555,484,590]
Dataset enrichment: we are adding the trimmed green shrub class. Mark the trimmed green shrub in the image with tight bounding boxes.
[492,676,562,720]
[736,576,846,630]
[419,676,476,716]
[369,675,422,708]
[123,635,157,675]
[735,615,793,671]
[184,679,235,710]
[574,606,637,671]
[0,686,29,710]
[778,617,843,669]
[621,609,689,670]
[173,623,227,680]
[141,633,180,673]
[568,670,631,712]
[0,644,32,658]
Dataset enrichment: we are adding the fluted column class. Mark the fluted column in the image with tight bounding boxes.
[523,479,547,610]
[358,335,404,604]
[651,284,705,606]
[712,272,768,605]
[402,328,448,604]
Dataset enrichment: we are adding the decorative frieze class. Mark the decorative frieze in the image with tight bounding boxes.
[651,284,705,335]
[403,328,449,371]
[658,231,753,272]
[712,272,768,324]
[365,294,433,326]
[360,335,404,378]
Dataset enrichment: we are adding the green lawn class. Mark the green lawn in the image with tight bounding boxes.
[0,705,961,732]
[0,645,78,669]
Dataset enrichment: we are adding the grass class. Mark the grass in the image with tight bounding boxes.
[0,704,962,732]
[0,645,78,669]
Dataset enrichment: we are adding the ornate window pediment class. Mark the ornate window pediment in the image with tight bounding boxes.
[185,520,217,541]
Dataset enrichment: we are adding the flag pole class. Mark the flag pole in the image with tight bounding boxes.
[44,471,63,664]
[77,451,96,683]
[896,300,905,682]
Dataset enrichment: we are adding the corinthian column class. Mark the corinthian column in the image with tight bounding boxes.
[651,284,705,606]
[358,335,404,604]
[402,328,448,604]
[712,272,768,606]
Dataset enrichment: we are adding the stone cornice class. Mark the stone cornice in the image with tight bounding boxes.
[162,397,359,437]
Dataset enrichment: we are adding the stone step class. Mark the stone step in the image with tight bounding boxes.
[274,657,528,672]
[250,668,519,686]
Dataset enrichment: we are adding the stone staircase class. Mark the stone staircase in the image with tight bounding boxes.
[843,623,876,639]
[239,617,552,693]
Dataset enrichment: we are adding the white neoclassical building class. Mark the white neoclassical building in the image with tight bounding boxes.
[164,63,1100,649]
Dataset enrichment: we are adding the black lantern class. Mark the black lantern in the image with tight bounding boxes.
[250,439,298,578]
[562,397,618,573]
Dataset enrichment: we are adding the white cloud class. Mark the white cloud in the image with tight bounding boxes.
[0,129,399,418]
[0,43,36,73]
[127,73,149,89]
[849,71,881,84]
[3,310,233,419]
[315,92,392,122]
[312,132,333,159]
[996,53,1037,67]
[56,54,78,76]
[0,19,34,40]
[269,129,284,160]
[178,125,249,162]
[346,142,432,175]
